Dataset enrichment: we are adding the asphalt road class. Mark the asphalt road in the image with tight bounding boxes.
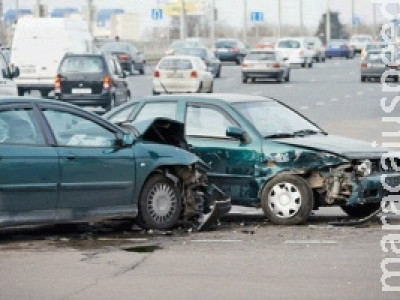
[1,57,400,300]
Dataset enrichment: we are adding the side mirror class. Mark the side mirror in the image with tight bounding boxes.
[226,126,251,143]
[115,132,134,147]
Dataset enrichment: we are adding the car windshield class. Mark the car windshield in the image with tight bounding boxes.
[159,58,193,70]
[277,40,300,48]
[100,42,131,52]
[366,51,392,62]
[60,56,104,73]
[232,100,322,138]
[176,48,207,59]
[246,52,276,60]
[215,40,236,48]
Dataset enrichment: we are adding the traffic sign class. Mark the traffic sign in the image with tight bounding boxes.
[352,17,360,26]
[250,11,264,22]
[151,8,163,21]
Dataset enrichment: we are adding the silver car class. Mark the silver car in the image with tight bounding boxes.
[241,49,290,83]
[361,50,399,82]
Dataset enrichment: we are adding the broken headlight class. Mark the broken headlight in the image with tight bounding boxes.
[356,159,372,177]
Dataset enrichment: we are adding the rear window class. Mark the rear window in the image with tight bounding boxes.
[246,52,276,60]
[366,52,391,62]
[176,48,207,59]
[215,40,236,48]
[159,59,193,70]
[60,56,104,73]
[277,40,300,48]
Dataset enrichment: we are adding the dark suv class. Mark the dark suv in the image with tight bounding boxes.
[214,38,248,64]
[55,54,130,111]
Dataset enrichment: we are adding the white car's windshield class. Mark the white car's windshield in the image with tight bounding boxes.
[232,100,322,138]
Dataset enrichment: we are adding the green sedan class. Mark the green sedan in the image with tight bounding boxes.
[0,97,230,230]
[105,93,400,225]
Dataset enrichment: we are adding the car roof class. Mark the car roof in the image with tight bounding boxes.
[140,93,274,104]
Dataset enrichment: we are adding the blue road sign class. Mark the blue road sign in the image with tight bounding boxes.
[250,11,264,22]
[352,17,361,26]
[151,8,163,21]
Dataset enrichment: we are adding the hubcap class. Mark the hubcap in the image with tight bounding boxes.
[147,183,177,224]
[268,182,301,219]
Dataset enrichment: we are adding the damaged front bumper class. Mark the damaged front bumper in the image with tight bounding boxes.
[347,172,400,206]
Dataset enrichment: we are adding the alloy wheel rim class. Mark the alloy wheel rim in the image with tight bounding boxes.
[268,182,301,219]
[147,183,177,224]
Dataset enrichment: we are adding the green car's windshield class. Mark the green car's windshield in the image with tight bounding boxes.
[232,100,323,138]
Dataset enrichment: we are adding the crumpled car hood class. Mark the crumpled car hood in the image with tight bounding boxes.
[271,134,387,159]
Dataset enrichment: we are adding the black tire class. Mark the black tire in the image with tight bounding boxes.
[242,76,247,83]
[285,70,290,82]
[17,87,25,96]
[251,77,256,83]
[139,66,145,75]
[341,203,380,218]
[40,90,49,98]
[152,90,159,95]
[137,174,182,230]
[216,66,221,78]
[322,57,326,62]
[316,56,320,63]
[236,56,242,65]
[395,76,399,82]
[361,76,366,82]
[276,73,283,83]
[301,61,306,68]
[261,174,314,225]
[308,61,313,68]
[106,96,116,111]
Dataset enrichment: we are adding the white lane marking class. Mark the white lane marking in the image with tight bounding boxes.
[284,84,294,88]
[285,240,337,244]
[331,98,338,101]
[191,239,243,243]
[316,101,325,105]
[300,106,309,110]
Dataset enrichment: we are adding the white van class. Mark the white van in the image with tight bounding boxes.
[11,18,93,97]
[275,37,314,68]
[0,50,18,96]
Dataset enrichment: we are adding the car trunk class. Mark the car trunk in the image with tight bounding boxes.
[60,73,105,95]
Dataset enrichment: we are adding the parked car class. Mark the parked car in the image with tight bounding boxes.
[0,50,19,96]
[175,47,222,78]
[255,37,277,49]
[241,49,290,83]
[153,55,213,94]
[105,94,397,225]
[350,34,373,54]
[214,38,248,64]
[361,50,399,82]
[360,42,388,60]
[54,53,130,111]
[0,97,230,230]
[275,37,314,68]
[307,37,326,62]
[325,39,354,59]
[165,39,205,55]
[100,41,146,75]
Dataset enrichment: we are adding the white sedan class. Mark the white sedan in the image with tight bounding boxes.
[153,55,213,94]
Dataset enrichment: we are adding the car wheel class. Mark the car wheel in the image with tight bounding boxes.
[17,87,25,96]
[242,75,247,84]
[361,76,366,82]
[341,203,380,218]
[285,70,290,82]
[208,82,213,93]
[40,90,49,98]
[216,66,221,78]
[261,174,314,225]
[152,89,160,95]
[107,96,116,111]
[301,61,306,68]
[308,60,313,68]
[139,65,145,75]
[276,73,283,83]
[137,174,182,230]
[395,76,399,82]
[236,56,242,65]
[322,57,326,62]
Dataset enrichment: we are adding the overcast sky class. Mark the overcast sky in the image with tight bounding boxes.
[3,0,400,29]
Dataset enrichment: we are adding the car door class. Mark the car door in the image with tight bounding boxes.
[0,104,59,226]
[40,105,135,221]
[184,102,260,205]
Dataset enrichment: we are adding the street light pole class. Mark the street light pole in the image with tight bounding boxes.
[278,0,281,38]
[180,0,186,40]
[351,0,355,35]
[372,2,377,38]
[325,0,331,45]
[243,0,247,44]
[211,0,215,46]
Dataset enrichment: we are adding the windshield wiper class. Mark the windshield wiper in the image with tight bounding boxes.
[293,129,324,136]
[264,133,295,139]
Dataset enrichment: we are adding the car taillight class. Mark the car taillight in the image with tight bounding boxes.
[54,75,61,93]
[103,75,111,90]
[390,63,399,69]
[229,47,239,52]
[154,70,160,78]
[241,63,248,67]
[361,62,368,69]
[272,62,280,68]
[190,70,198,78]
[118,54,130,61]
